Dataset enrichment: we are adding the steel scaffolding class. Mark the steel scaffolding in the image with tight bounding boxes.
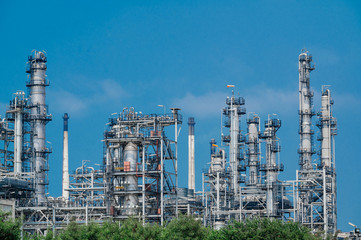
[103,107,181,225]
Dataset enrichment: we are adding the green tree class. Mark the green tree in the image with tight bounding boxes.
[207,218,320,240]
[0,209,21,240]
[161,215,208,240]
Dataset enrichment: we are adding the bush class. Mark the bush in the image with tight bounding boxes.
[0,209,21,240]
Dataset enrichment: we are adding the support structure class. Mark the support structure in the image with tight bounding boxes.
[103,107,181,224]
[296,50,337,235]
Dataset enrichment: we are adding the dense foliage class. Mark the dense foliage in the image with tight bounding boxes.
[0,210,21,240]
[0,211,321,240]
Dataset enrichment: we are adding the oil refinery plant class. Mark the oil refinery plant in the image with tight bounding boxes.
[0,50,337,237]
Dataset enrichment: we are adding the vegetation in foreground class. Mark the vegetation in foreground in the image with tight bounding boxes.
[0,210,322,240]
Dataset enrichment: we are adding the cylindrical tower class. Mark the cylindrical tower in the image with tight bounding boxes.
[26,50,52,204]
[62,113,69,200]
[222,93,246,195]
[298,50,315,171]
[246,115,260,186]
[188,117,195,191]
[13,91,26,174]
[261,118,282,217]
[123,142,138,215]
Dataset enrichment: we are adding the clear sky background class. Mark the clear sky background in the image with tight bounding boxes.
[1,0,360,232]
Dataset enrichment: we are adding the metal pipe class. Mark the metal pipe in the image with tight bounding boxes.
[188,117,195,191]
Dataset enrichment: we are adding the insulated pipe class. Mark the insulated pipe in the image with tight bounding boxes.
[123,142,138,215]
[188,117,195,191]
[62,113,69,200]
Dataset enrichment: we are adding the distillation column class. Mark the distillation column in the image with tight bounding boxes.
[223,93,246,195]
[188,117,195,191]
[26,50,52,204]
[261,118,282,217]
[246,115,260,186]
[13,91,26,174]
[62,113,69,200]
[318,86,337,234]
[298,50,315,170]
[123,142,138,215]
[320,88,334,168]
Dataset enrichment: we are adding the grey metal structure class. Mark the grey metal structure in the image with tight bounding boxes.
[203,94,291,228]
[296,50,337,235]
[103,107,181,225]
[0,50,338,237]
[26,51,52,204]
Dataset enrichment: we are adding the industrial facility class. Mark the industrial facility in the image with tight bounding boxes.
[0,50,337,237]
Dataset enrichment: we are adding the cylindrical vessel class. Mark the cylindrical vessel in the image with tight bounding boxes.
[298,51,315,170]
[26,50,51,204]
[123,142,138,215]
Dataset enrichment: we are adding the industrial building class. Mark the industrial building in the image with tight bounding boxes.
[0,49,337,237]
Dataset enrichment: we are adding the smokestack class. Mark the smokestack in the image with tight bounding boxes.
[210,138,216,155]
[62,113,69,200]
[188,117,195,191]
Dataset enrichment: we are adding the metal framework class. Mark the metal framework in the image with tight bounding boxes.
[296,50,337,235]
[103,107,181,225]
[0,50,338,237]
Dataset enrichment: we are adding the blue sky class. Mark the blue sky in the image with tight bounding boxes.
[1,0,361,232]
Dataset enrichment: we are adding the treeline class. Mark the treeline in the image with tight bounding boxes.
[0,210,322,240]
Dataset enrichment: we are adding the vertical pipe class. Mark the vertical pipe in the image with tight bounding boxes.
[160,138,164,225]
[142,145,145,225]
[171,108,180,218]
[188,117,195,191]
[62,113,69,200]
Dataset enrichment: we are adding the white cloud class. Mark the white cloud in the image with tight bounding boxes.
[173,91,226,118]
[48,78,129,116]
[50,90,87,114]
[173,86,298,119]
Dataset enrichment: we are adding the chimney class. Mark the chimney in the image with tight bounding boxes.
[188,117,195,191]
[62,113,70,200]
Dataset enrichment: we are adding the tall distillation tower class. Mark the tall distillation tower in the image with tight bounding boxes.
[260,118,282,217]
[316,86,337,234]
[222,92,246,196]
[296,50,337,235]
[26,51,52,204]
[298,50,315,171]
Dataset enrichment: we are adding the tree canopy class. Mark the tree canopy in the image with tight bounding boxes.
[0,212,321,240]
